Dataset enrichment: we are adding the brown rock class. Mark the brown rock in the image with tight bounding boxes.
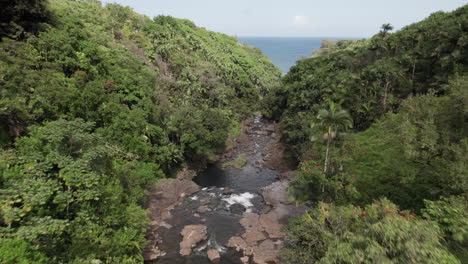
[179,225,208,256]
[207,249,220,263]
[226,236,248,253]
[240,212,261,229]
[259,210,284,239]
[242,230,266,244]
[144,179,200,260]
[145,179,200,223]
[252,239,279,264]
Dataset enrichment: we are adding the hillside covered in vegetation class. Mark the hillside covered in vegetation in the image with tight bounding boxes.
[1,0,467,263]
[264,5,468,263]
[0,0,280,263]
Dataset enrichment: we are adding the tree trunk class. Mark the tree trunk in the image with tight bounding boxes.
[323,126,332,193]
[412,60,417,95]
[383,80,390,111]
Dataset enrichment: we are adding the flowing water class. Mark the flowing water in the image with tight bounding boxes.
[195,115,279,192]
[154,188,269,264]
[151,115,287,264]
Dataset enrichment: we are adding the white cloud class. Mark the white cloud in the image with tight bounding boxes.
[293,15,309,26]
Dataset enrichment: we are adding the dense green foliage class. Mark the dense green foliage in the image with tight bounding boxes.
[1,119,155,263]
[311,38,365,58]
[347,77,466,209]
[422,196,468,261]
[1,0,466,262]
[0,0,280,164]
[266,5,467,155]
[283,199,460,264]
[0,0,280,262]
[276,5,468,263]
[0,0,52,39]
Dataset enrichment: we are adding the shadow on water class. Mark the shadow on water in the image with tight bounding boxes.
[194,163,278,193]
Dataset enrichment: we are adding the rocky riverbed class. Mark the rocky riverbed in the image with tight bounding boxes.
[143,115,305,264]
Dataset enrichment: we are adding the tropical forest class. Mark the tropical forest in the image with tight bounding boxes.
[0,0,466,264]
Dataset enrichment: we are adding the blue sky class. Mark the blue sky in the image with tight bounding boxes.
[101,0,466,37]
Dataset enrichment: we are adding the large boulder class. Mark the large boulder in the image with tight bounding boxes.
[143,179,200,260]
[260,181,291,207]
[146,179,200,224]
[230,203,246,215]
[179,225,208,256]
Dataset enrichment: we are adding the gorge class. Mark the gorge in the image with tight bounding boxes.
[0,1,466,264]
[144,115,306,264]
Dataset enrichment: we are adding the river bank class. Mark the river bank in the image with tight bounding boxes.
[143,115,305,264]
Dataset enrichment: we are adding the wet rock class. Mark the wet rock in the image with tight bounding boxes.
[179,225,208,256]
[143,245,166,261]
[197,205,211,213]
[222,188,235,195]
[200,198,211,206]
[207,249,221,263]
[229,203,246,215]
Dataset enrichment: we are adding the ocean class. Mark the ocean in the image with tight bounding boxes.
[237,37,356,73]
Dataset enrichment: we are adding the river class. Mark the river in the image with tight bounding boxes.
[143,115,305,264]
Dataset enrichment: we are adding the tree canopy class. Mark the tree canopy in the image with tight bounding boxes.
[0,0,280,262]
[276,5,468,264]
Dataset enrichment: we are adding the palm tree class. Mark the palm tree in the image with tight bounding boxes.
[314,102,353,176]
[380,23,394,37]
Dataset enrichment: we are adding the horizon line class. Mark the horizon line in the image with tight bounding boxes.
[234,35,368,39]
